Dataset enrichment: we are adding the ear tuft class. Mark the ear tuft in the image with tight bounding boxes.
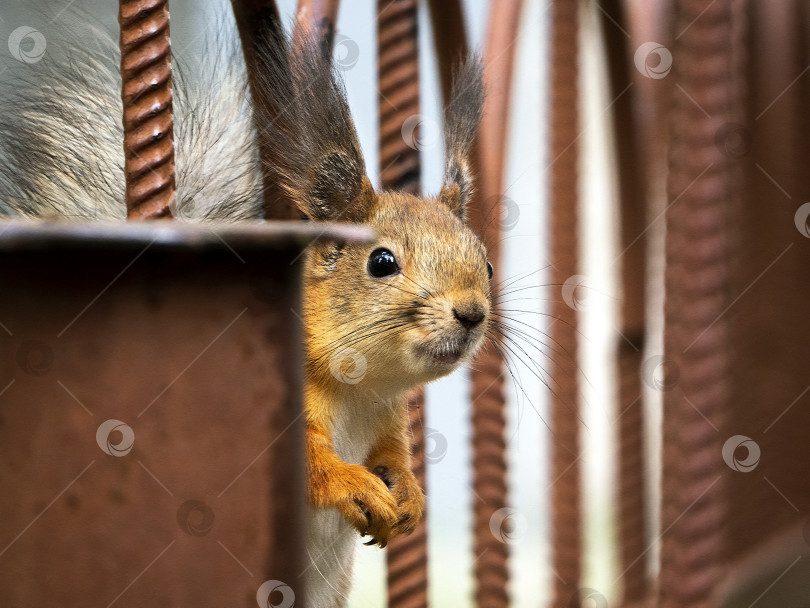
[440,55,484,220]
[253,28,370,222]
[439,182,461,215]
[310,152,363,220]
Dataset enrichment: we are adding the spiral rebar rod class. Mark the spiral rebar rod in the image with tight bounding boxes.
[549,0,582,605]
[659,1,738,605]
[468,1,522,606]
[376,2,428,606]
[596,0,650,604]
[119,0,176,220]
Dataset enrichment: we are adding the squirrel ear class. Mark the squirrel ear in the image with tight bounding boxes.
[253,28,373,222]
[309,154,376,222]
[439,56,484,220]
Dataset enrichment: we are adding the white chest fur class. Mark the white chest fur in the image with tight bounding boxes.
[305,393,401,607]
[330,392,399,464]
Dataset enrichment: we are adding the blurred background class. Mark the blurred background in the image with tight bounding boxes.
[2,1,810,607]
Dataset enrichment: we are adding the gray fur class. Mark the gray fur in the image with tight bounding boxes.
[0,22,262,221]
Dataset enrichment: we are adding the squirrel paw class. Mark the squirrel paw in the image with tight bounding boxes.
[372,466,425,538]
[328,465,399,548]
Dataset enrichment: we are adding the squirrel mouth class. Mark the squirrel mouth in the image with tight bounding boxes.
[434,350,461,365]
[420,342,464,366]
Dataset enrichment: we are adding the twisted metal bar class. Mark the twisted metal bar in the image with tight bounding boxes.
[659,1,738,605]
[468,1,522,606]
[549,0,581,605]
[378,0,420,193]
[118,0,175,220]
[375,2,427,605]
[387,391,428,607]
[596,1,650,604]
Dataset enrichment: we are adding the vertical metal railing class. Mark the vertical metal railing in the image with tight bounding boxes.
[659,1,738,606]
[548,0,583,605]
[597,1,651,605]
[468,2,524,606]
[118,0,176,219]
[376,2,430,606]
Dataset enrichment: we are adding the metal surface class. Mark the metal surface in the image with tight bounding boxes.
[597,1,650,605]
[659,1,738,605]
[373,2,428,605]
[118,0,176,220]
[548,0,582,605]
[0,220,375,606]
[387,390,429,608]
[294,0,340,47]
[467,1,523,606]
[718,0,810,603]
[427,0,468,106]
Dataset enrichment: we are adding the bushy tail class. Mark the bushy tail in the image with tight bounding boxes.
[0,12,262,221]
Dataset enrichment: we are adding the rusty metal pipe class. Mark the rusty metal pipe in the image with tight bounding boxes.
[467,1,523,606]
[119,0,176,220]
[374,2,429,605]
[548,0,582,605]
[659,1,738,605]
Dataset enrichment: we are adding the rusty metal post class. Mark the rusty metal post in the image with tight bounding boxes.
[659,1,738,606]
[548,0,582,605]
[0,221,368,606]
[294,0,340,48]
[427,0,468,107]
[374,2,428,606]
[119,0,176,220]
[596,1,650,605]
[466,1,523,607]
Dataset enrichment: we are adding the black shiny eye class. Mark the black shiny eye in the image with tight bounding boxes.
[368,248,400,278]
[486,261,494,279]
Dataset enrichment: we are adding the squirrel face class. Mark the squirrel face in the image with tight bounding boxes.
[304,189,491,394]
[253,35,488,396]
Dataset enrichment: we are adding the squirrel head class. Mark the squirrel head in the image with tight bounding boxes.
[256,33,489,395]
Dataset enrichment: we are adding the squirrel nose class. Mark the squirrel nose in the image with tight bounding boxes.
[453,305,485,329]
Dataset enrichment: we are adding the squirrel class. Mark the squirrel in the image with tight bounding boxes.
[0,9,489,607]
